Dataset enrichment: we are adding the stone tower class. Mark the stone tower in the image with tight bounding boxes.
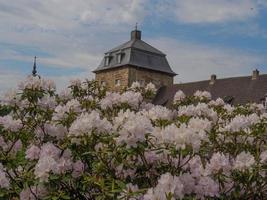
[93,29,176,90]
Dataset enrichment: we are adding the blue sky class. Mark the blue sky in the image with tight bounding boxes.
[0,0,267,94]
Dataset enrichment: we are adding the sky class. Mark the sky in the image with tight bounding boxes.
[0,0,267,95]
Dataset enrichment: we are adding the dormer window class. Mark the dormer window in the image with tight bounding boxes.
[116,50,124,64]
[104,53,112,66]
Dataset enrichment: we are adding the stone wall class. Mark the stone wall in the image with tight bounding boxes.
[95,67,129,90]
[95,66,174,90]
[128,67,173,88]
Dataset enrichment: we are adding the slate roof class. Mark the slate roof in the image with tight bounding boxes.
[93,30,176,76]
[153,74,267,105]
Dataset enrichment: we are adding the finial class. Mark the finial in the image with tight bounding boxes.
[32,56,37,76]
[135,22,138,30]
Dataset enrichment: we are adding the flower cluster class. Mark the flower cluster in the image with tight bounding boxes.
[0,76,267,199]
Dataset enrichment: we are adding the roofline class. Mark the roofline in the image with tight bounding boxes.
[174,73,267,86]
[105,43,166,57]
[104,40,167,56]
[93,64,177,76]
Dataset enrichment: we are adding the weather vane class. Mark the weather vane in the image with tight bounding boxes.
[135,22,138,30]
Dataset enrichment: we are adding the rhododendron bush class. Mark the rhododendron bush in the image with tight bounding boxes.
[1,76,267,199]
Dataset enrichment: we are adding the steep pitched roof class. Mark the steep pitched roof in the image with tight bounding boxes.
[93,30,176,76]
[153,74,267,105]
[107,39,165,55]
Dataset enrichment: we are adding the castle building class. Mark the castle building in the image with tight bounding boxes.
[93,29,176,90]
[153,70,267,106]
[94,29,267,107]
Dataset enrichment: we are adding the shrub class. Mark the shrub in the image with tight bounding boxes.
[0,76,267,199]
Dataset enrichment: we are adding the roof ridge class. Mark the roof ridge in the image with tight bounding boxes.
[175,73,267,86]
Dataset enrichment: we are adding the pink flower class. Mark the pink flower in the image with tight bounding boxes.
[0,163,9,189]
[195,176,219,198]
[11,139,22,155]
[173,90,186,103]
[72,160,85,178]
[26,145,40,160]
[0,115,23,132]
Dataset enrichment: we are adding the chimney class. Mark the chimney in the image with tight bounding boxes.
[210,74,216,85]
[252,69,259,80]
[131,30,141,40]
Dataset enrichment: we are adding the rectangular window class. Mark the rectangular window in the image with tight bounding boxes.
[115,79,121,86]
[104,57,109,66]
[100,81,106,86]
[104,53,112,66]
[139,80,145,87]
[117,54,121,64]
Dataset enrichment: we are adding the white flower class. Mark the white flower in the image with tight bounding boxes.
[195,176,219,198]
[0,163,9,188]
[18,76,55,91]
[188,117,212,132]
[205,152,231,174]
[119,183,141,200]
[70,78,82,87]
[52,99,81,121]
[34,143,72,182]
[179,173,195,195]
[208,98,225,106]
[144,105,174,121]
[0,115,23,132]
[143,173,184,200]
[223,114,260,132]
[34,156,58,182]
[260,150,267,163]
[194,90,211,100]
[234,151,255,171]
[69,111,112,137]
[59,88,72,100]
[44,123,68,140]
[173,90,186,103]
[20,185,47,200]
[188,156,205,178]
[131,81,141,89]
[26,145,41,160]
[38,95,56,109]
[2,89,19,106]
[120,91,143,109]
[223,104,235,113]
[43,79,56,91]
[145,82,156,93]
[178,103,217,122]
[116,113,153,148]
[100,91,143,109]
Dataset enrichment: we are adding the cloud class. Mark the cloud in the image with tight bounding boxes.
[148,37,266,83]
[0,0,150,96]
[0,69,24,96]
[0,0,266,96]
[80,0,147,25]
[0,0,148,71]
[155,0,263,24]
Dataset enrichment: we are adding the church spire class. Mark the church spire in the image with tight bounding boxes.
[32,56,37,76]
